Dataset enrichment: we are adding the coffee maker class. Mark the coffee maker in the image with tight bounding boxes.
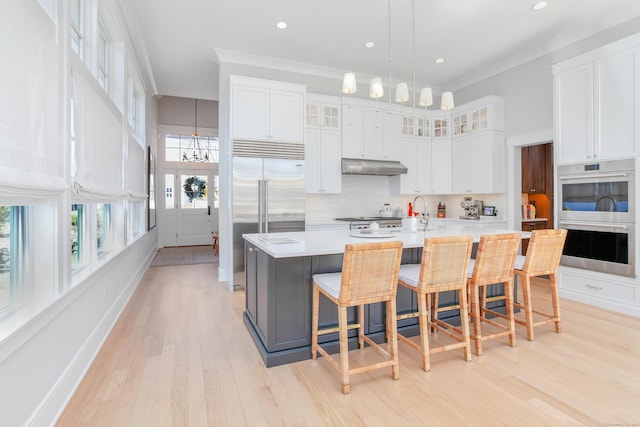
[460,197,483,220]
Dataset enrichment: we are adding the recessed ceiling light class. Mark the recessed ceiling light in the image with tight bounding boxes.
[531,1,548,11]
[364,41,375,48]
[276,21,287,30]
[435,58,445,64]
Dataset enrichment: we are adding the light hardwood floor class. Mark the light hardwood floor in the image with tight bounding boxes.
[57,262,640,426]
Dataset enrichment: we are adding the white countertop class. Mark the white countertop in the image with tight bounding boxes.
[244,224,530,258]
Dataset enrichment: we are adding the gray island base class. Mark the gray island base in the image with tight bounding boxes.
[242,227,526,367]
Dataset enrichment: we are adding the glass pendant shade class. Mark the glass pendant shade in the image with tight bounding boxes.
[342,73,357,94]
[369,78,384,99]
[419,87,433,107]
[440,91,455,110]
[395,82,409,103]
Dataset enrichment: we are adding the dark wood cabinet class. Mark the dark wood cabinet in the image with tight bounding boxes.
[521,144,547,193]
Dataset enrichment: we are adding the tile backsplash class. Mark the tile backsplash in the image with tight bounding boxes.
[305,175,505,224]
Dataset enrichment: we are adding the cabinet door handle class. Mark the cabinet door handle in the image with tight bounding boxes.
[585,284,602,291]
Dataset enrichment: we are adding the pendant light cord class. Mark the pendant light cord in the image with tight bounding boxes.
[387,0,392,111]
[412,0,416,115]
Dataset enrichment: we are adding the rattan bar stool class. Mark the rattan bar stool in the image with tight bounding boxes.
[467,233,521,356]
[311,240,403,394]
[513,228,567,340]
[397,236,474,371]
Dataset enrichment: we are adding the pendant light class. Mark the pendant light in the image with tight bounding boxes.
[182,98,210,162]
[340,0,454,114]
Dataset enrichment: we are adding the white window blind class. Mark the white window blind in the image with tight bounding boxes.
[72,68,126,201]
[0,1,66,201]
[126,136,146,200]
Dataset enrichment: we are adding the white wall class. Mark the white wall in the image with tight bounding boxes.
[0,1,159,425]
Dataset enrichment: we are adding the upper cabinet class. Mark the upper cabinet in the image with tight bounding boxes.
[452,131,505,194]
[231,76,305,144]
[451,96,505,137]
[391,137,431,194]
[521,144,547,194]
[553,34,640,164]
[305,94,342,193]
[341,98,401,161]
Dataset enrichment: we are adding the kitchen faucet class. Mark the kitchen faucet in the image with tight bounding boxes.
[412,196,429,226]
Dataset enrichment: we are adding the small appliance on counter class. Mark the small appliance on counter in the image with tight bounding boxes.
[379,203,393,217]
[460,197,483,220]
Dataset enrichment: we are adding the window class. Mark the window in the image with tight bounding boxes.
[70,0,83,57]
[97,22,109,91]
[127,201,144,241]
[71,204,85,270]
[165,135,219,163]
[97,203,112,256]
[212,175,219,209]
[164,174,175,209]
[127,77,144,135]
[0,206,27,312]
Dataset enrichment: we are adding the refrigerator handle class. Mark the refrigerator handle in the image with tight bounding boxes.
[264,180,269,234]
[258,180,264,234]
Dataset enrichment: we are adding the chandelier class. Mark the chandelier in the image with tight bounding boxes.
[182,98,210,162]
[341,0,454,113]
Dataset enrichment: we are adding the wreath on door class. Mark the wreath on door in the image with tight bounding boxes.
[183,176,207,201]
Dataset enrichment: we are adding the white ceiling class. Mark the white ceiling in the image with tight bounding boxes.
[123,0,640,101]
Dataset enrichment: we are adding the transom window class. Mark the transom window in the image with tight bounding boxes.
[165,135,219,163]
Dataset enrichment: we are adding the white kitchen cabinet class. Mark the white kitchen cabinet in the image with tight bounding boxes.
[402,114,431,138]
[305,94,342,193]
[306,94,340,131]
[231,76,305,143]
[452,131,505,194]
[451,97,504,137]
[553,36,640,164]
[430,138,451,194]
[391,137,431,194]
[341,99,401,161]
[559,267,639,317]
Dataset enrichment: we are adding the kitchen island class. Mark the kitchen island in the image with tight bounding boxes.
[243,224,529,367]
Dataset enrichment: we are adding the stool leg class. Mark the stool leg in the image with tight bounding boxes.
[505,279,517,347]
[549,273,562,334]
[387,298,400,380]
[470,284,483,356]
[417,291,431,371]
[520,273,535,341]
[338,306,350,394]
[458,287,472,362]
[358,304,365,350]
[311,285,320,359]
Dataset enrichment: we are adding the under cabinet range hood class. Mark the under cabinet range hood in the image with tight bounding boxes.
[341,158,408,176]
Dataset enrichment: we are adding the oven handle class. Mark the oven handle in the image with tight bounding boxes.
[559,221,629,230]
[558,172,629,180]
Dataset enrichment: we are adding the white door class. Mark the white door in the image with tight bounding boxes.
[159,169,217,247]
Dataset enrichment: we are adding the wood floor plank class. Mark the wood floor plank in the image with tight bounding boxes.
[56,265,640,427]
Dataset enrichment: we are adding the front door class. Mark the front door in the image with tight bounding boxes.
[159,169,216,246]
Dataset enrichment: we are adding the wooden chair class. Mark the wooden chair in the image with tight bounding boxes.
[513,228,567,340]
[467,233,521,356]
[311,240,403,394]
[397,236,474,371]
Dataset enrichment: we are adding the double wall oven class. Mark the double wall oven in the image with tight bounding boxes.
[557,159,635,277]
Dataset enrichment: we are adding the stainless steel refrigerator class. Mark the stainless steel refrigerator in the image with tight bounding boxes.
[232,156,305,287]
